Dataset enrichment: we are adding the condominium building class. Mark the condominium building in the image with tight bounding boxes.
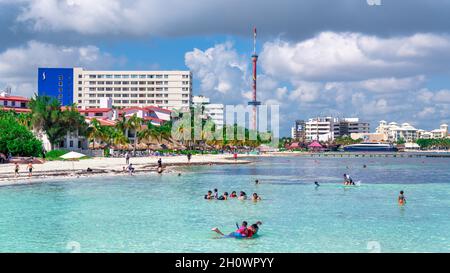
[376,120,449,142]
[304,117,370,141]
[192,95,224,128]
[38,67,192,110]
[0,90,30,113]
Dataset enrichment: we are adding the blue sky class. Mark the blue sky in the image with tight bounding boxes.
[0,0,449,136]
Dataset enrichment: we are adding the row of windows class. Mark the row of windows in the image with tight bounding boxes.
[82,81,172,85]
[82,100,189,104]
[81,87,172,92]
[81,74,190,79]
[87,94,170,98]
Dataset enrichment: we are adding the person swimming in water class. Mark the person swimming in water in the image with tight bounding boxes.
[204,190,213,200]
[229,191,237,198]
[255,179,259,184]
[314,181,320,187]
[398,190,406,206]
[218,192,229,200]
[251,192,262,201]
[211,221,261,238]
[213,188,219,199]
[238,191,247,200]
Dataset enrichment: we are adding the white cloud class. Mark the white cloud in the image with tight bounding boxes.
[0,40,121,97]
[260,32,450,82]
[185,41,249,103]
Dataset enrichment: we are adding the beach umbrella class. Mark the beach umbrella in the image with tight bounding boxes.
[60,151,86,173]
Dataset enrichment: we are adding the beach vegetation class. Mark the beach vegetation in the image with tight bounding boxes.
[0,113,43,157]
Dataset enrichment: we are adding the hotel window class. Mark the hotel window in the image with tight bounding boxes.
[139,94,145,97]
[139,75,146,79]
[163,81,168,85]
[155,75,162,79]
[114,94,121,97]
[105,88,112,91]
[148,88,154,91]
[156,81,163,85]
[131,75,138,78]
[122,75,129,78]
[139,81,146,85]
[98,75,105,79]
[131,81,138,85]
[122,81,129,85]
[156,87,163,91]
[98,88,105,91]
[98,94,105,97]
[106,94,112,97]
[122,88,129,91]
[97,81,105,85]
[78,81,82,84]
[164,100,168,104]
[148,100,154,103]
[89,81,96,85]
[164,94,168,97]
[78,87,82,91]
[164,75,168,78]
[139,100,146,104]
[114,81,121,85]
[182,94,188,98]
[114,75,121,78]
[131,100,137,103]
[58,81,63,86]
[147,81,155,85]
[106,75,112,78]
[148,94,154,97]
[89,100,97,104]
[164,88,168,91]
[114,100,121,103]
[122,100,129,103]
[131,87,138,91]
[105,81,113,85]
[139,88,145,91]
[182,81,189,85]
[78,94,82,97]
[131,94,138,98]
[89,94,96,98]
[182,100,188,104]
[182,74,189,79]
[114,88,121,91]
[122,94,129,97]
[78,100,82,103]
[78,75,83,78]
[89,75,96,78]
[147,75,154,78]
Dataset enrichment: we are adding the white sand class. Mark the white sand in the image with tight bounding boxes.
[0,154,251,186]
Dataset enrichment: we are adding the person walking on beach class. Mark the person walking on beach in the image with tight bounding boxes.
[27,162,33,178]
[187,153,192,163]
[398,190,406,206]
[14,163,19,177]
[125,152,130,165]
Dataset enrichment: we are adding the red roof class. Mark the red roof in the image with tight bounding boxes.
[0,107,31,113]
[85,117,116,126]
[0,96,30,102]
[143,106,171,114]
[143,116,165,123]
[308,141,323,148]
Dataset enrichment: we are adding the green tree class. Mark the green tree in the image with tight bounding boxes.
[29,96,87,150]
[0,115,42,156]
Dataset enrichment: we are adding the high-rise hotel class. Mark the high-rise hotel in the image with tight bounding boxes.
[38,67,192,110]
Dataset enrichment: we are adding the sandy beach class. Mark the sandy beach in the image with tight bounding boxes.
[0,154,251,186]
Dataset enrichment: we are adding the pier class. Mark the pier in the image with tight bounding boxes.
[307,152,450,158]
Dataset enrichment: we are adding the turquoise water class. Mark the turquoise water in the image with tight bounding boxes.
[0,156,449,253]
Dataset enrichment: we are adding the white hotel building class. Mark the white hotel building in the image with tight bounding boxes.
[192,95,224,128]
[302,117,370,141]
[59,67,192,110]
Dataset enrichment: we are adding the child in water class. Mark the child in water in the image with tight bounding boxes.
[398,190,406,206]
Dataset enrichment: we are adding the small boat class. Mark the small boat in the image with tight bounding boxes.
[343,142,397,152]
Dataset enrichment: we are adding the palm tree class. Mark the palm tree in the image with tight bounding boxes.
[86,119,105,149]
[127,114,143,154]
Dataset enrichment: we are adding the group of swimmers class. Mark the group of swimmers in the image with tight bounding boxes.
[204,188,262,201]
[212,221,262,239]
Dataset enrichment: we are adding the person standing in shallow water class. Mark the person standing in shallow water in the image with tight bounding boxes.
[398,190,406,206]
[187,153,192,163]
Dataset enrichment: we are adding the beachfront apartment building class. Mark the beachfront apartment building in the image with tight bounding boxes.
[303,117,370,141]
[0,90,30,113]
[192,95,224,128]
[376,120,449,142]
[38,67,193,110]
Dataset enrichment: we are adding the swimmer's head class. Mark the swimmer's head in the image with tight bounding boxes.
[242,221,248,227]
[400,190,404,194]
